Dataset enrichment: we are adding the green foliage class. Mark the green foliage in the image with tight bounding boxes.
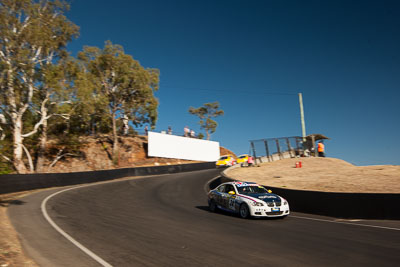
[188,102,224,140]
[0,0,79,173]
[0,161,13,174]
[48,134,83,156]
[0,1,160,172]
[0,138,13,174]
[77,41,159,127]
[77,41,160,163]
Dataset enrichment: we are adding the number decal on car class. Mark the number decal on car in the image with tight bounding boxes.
[229,198,235,210]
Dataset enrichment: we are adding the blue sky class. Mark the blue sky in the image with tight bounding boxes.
[66,0,400,166]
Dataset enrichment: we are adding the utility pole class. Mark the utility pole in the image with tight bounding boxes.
[298,93,306,141]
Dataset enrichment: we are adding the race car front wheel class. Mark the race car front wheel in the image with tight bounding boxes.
[209,200,217,212]
[239,203,250,219]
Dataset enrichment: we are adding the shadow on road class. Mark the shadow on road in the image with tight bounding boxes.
[0,199,26,207]
[195,205,288,220]
[195,205,241,218]
[195,205,210,212]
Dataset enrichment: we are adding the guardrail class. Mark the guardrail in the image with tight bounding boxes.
[0,162,215,194]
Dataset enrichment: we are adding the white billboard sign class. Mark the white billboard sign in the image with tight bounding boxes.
[148,132,220,162]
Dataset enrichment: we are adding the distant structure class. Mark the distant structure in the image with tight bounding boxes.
[249,134,330,164]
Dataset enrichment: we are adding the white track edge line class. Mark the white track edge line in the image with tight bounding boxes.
[41,186,113,267]
[291,215,400,231]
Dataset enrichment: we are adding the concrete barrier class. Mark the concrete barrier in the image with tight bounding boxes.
[0,162,215,194]
[217,171,400,220]
[264,186,400,220]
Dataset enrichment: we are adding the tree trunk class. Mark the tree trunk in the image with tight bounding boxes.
[35,120,47,172]
[13,118,27,174]
[122,114,129,135]
[206,131,210,140]
[111,112,119,166]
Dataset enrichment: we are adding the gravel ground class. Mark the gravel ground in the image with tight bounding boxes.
[226,157,400,193]
[1,192,39,267]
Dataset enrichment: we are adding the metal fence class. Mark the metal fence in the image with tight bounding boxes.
[249,136,304,164]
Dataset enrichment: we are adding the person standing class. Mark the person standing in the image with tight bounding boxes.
[317,141,325,157]
[168,126,172,135]
[144,125,148,136]
[247,156,254,167]
[184,126,189,137]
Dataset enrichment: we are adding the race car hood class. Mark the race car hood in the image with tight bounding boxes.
[247,193,281,203]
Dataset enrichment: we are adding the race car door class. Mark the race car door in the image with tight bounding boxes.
[223,184,237,211]
[214,184,226,208]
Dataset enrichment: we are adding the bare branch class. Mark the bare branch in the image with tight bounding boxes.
[0,130,5,141]
[21,97,50,138]
[0,114,6,124]
[18,82,35,117]
[0,154,12,164]
[6,68,17,114]
[22,144,34,172]
[0,114,6,140]
[45,51,54,64]
[0,50,6,61]
[32,47,42,63]
[50,100,72,105]
[19,16,31,34]
[48,150,76,169]
[51,113,70,120]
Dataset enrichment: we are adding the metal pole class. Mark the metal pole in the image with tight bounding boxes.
[251,141,257,165]
[286,138,293,158]
[276,139,282,160]
[299,93,306,142]
[263,139,271,162]
[311,135,317,157]
[295,137,301,157]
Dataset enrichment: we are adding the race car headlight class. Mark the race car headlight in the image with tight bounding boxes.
[282,198,288,205]
[252,202,264,206]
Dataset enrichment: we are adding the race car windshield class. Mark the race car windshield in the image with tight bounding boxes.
[219,156,228,160]
[236,186,269,195]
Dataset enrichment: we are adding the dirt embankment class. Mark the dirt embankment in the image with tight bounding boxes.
[37,135,236,173]
[227,157,400,193]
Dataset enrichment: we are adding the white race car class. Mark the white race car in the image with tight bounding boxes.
[208,181,290,219]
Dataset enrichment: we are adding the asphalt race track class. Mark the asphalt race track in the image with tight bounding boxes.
[9,169,400,267]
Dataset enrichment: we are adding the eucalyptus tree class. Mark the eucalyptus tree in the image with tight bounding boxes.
[78,41,159,165]
[34,57,81,172]
[188,102,224,140]
[0,0,79,173]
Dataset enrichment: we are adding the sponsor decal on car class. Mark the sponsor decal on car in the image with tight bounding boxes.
[258,195,278,199]
[235,182,249,187]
